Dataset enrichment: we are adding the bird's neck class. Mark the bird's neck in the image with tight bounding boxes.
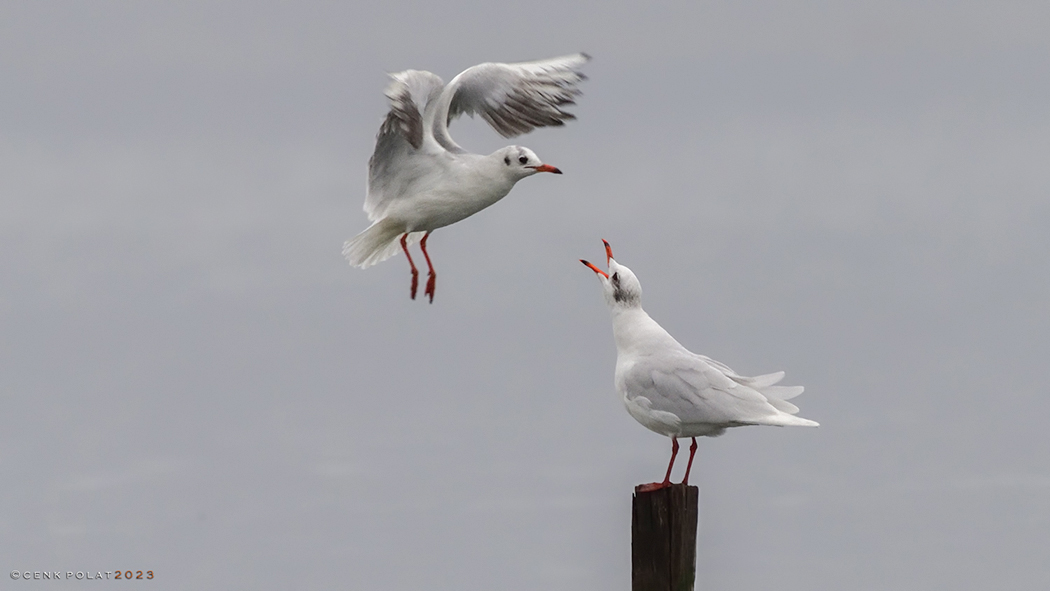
[450,154,517,206]
[609,306,681,355]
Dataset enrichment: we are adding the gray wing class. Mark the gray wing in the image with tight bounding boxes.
[434,53,589,148]
[365,70,445,220]
[624,352,783,426]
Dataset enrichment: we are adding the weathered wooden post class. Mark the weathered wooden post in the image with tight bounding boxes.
[632,483,699,591]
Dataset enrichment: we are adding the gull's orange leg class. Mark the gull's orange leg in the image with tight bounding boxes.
[420,232,436,303]
[636,437,678,493]
[682,437,698,486]
[401,234,418,300]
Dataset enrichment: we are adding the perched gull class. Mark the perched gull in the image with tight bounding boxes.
[581,240,818,492]
[343,53,590,302]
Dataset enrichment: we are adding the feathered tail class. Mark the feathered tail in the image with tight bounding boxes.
[342,219,422,268]
[729,369,819,427]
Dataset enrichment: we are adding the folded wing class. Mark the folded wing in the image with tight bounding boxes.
[625,351,816,429]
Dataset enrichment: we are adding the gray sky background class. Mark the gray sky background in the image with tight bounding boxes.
[3,1,1049,589]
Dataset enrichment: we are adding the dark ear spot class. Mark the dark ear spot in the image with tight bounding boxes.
[610,272,632,304]
[504,156,511,165]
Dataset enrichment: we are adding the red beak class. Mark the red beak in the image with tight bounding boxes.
[531,164,562,174]
[580,259,609,278]
[602,239,613,264]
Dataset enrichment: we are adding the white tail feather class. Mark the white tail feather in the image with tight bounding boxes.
[745,371,785,389]
[342,219,421,268]
[755,413,820,428]
[761,384,805,401]
[766,397,801,415]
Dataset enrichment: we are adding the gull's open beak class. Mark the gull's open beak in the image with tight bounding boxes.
[602,239,614,264]
[580,259,609,278]
[530,164,562,174]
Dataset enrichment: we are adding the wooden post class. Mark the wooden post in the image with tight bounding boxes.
[632,483,699,591]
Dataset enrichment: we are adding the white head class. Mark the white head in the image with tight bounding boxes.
[580,239,643,309]
[494,146,562,180]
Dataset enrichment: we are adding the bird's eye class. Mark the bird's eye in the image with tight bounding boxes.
[611,272,619,283]
[504,156,511,165]
[518,155,529,165]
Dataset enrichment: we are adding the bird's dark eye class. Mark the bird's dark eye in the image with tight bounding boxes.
[518,155,528,165]
[611,272,619,283]
[504,156,511,165]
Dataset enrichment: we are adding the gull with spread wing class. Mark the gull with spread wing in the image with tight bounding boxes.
[581,240,818,492]
[343,53,589,302]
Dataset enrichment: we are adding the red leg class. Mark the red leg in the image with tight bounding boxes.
[637,437,678,493]
[400,234,418,300]
[682,437,698,485]
[662,437,679,486]
[420,232,436,303]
